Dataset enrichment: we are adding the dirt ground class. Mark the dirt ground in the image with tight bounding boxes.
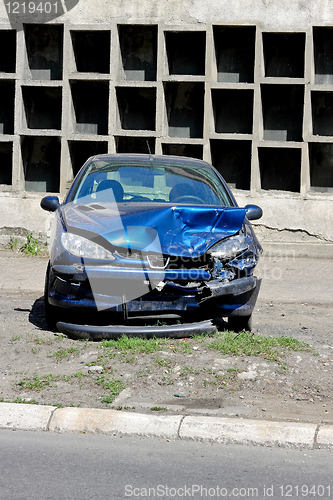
[0,249,332,424]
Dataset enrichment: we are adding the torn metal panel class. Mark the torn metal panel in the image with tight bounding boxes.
[62,204,247,257]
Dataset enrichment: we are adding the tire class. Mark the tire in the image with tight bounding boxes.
[44,262,61,331]
[228,314,252,333]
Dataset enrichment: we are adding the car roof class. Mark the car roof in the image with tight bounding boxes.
[89,153,213,169]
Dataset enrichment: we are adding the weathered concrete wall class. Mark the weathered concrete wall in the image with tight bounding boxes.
[2,0,333,28]
[0,0,332,256]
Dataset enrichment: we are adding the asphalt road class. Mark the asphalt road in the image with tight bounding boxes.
[0,430,332,500]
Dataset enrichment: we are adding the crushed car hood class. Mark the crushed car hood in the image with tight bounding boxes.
[62,203,247,257]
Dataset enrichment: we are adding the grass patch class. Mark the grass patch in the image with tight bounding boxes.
[20,232,42,255]
[17,373,57,392]
[30,335,46,345]
[101,336,170,354]
[12,397,41,405]
[49,347,80,362]
[17,371,87,392]
[180,366,202,376]
[96,375,125,402]
[137,369,151,378]
[101,335,192,355]
[62,371,86,383]
[207,331,312,362]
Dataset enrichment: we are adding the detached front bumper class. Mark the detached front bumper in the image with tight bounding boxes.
[48,263,261,319]
[56,320,217,340]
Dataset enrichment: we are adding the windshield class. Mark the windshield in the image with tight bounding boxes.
[69,159,233,207]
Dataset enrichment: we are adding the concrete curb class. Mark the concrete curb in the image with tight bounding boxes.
[0,402,56,431]
[1,403,333,449]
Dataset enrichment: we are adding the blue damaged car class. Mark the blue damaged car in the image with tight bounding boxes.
[41,154,262,339]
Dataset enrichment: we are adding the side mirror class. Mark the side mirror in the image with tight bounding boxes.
[41,196,60,212]
[244,204,263,221]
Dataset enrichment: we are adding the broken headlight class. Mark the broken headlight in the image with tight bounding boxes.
[207,234,248,262]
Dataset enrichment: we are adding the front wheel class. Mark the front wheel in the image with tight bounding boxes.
[228,314,252,333]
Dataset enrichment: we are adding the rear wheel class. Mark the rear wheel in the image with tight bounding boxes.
[44,262,61,331]
[228,314,252,333]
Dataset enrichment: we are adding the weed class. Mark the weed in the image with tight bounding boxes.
[12,397,40,405]
[61,372,86,383]
[119,354,136,364]
[49,347,80,362]
[54,334,67,341]
[9,235,18,251]
[32,336,46,345]
[276,364,288,374]
[10,335,20,342]
[101,336,169,354]
[20,232,42,255]
[31,346,41,354]
[137,369,151,378]
[150,406,167,411]
[160,375,174,385]
[17,373,56,392]
[96,375,125,399]
[180,366,201,376]
[101,396,112,404]
[208,331,312,362]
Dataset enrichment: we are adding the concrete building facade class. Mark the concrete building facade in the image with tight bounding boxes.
[0,0,333,256]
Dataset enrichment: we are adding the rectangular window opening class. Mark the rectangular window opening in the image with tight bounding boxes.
[69,140,108,178]
[164,82,204,139]
[24,24,63,80]
[212,89,253,134]
[22,86,62,130]
[309,143,333,193]
[22,136,61,193]
[71,31,110,73]
[71,81,109,135]
[314,27,333,84]
[0,142,13,185]
[261,84,304,142]
[311,91,333,136]
[0,81,15,134]
[0,30,16,73]
[161,143,203,159]
[259,147,301,193]
[165,31,206,76]
[210,139,251,190]
[213,26,255,83]
[118,25,157,81]
[115,137,156,154]
[263,32,305,78]
[116,87,156,131]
